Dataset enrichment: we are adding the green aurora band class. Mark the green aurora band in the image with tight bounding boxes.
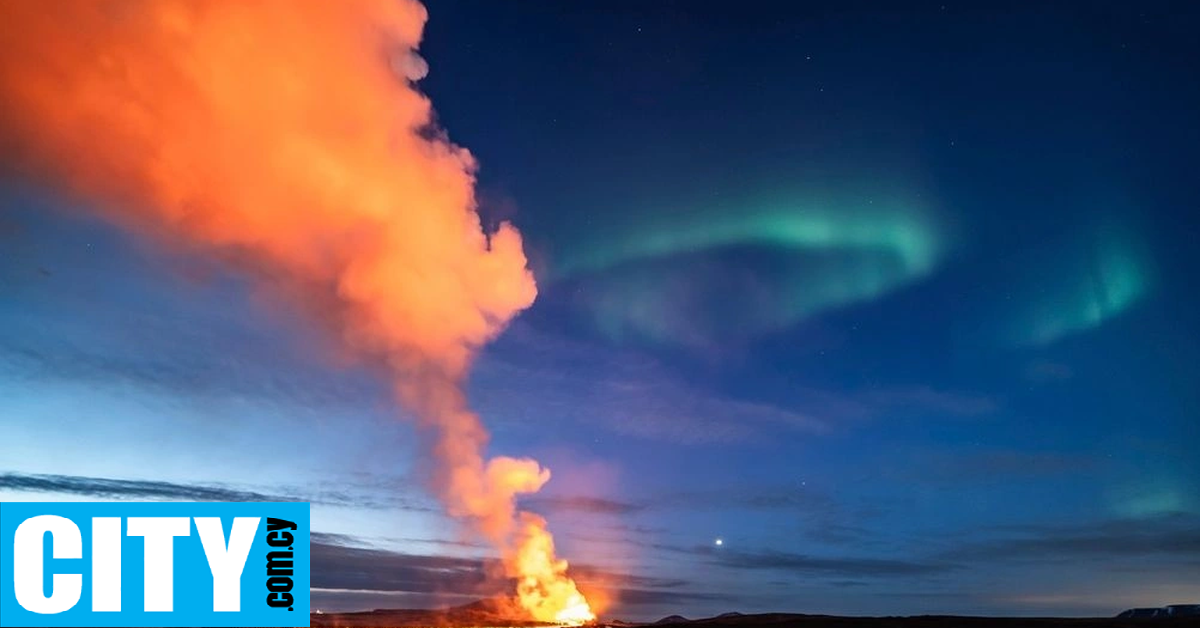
[550,191,947,346]
[1002,223,1154,347]
[549,189,1155,349]
[555,202,942,281]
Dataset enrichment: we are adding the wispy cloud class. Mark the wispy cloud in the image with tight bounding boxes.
[312,540,494,595]
[643,542,956,578]
[0,471,435,512]
[941,513,1200,562]
[0,471,293,502]
[521,495,647,516]
[526,484,836,518]
[900,449,1103,484]
[475,324,995,447]
[708,547,956,576]
[474,358,825,446]
[0,335,382,411]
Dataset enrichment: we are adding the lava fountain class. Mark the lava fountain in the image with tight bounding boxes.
[0,0,594,622]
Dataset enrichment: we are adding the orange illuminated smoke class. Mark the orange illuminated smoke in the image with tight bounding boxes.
[0,0,593,623]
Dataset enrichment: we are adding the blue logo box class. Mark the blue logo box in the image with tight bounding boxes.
[0,501,309,627]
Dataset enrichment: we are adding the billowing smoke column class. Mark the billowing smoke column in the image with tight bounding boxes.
[0,0,593,623]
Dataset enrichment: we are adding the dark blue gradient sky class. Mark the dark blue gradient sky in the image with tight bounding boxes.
[2,0,1199,619]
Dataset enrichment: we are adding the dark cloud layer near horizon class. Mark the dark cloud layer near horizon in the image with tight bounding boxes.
[9,471,1200,613]
[0,471,437,513]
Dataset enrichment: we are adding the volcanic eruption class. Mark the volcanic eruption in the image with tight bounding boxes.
[0,0,594,623]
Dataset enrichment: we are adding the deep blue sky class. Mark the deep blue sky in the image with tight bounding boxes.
[2,0,1199,619]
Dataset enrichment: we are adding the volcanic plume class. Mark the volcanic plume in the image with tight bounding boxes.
[0,0,593,622]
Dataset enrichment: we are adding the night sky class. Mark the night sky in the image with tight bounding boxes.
[2,0,1199,619]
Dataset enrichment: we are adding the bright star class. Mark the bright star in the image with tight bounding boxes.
[714,538,723,547]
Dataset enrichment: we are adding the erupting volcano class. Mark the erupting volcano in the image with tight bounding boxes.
[0,0,594,623]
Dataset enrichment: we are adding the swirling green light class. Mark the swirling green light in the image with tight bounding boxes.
[555,202,941,281]
[1005,225,1153,347]
[551,190,946,347]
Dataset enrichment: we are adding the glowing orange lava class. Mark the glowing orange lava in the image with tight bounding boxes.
[511,513,595,624]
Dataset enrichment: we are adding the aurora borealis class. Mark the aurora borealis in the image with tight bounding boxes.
[3,0,1200,621]
[551,184,945,346]
[554,190,942,282]
[1003,222,1155,347]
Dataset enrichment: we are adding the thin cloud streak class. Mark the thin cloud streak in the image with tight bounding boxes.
[0,471,436,512]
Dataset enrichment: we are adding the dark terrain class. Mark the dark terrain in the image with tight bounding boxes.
[310,599,558,627]
[309,601,1200,628]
